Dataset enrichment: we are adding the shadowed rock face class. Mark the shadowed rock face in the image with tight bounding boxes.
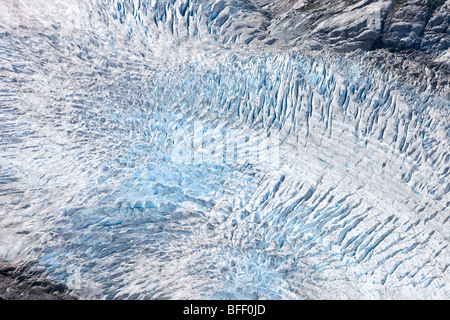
[250,0,449,92]
[252,0,449,53]
[383,0,449,51]
[421,0,450,51]
[0,260,75,300]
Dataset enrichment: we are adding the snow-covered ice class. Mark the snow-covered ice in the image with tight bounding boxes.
[0,0,448,299]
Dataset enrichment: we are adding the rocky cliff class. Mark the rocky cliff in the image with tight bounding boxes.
[259,0,448,51]
[251,0,449,91]
[0,260,75,300]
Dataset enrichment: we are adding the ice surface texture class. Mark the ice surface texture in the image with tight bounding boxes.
[0,0,449,299]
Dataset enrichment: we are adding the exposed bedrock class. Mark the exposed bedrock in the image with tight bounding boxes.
[0,260,75,300]
[255,0,448,52]
[249,0,449,92]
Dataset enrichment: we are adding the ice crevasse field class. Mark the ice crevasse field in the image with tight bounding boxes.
[0,0,449,299]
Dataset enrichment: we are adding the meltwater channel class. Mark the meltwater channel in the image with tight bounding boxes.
[0,0,449,299]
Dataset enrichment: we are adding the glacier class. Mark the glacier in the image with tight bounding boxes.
[0,0,449,299]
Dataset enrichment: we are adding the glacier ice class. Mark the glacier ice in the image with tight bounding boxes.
[0,0,449,299]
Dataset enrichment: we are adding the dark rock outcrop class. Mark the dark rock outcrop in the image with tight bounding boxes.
[248,0,449,92]
[0,260,75,300]
[420,0,450,51]
[251,0,449,53]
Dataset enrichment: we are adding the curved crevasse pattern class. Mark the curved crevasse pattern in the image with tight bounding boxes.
[0,0,449,299]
